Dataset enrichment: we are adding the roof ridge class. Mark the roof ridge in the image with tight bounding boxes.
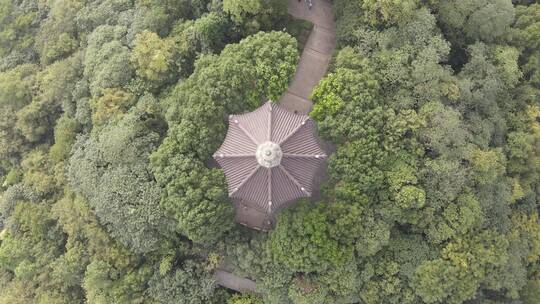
[230,165,261,196]
[278,165,310,196]
[229,116,259,145]
[277,117,310,145]
[267,101,273,142]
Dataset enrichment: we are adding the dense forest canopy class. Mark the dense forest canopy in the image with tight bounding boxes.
[0,0,539,303]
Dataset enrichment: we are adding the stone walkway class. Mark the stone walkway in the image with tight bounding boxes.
[215,0,336,293]
[279,0,337,114]
[214,269,257,293]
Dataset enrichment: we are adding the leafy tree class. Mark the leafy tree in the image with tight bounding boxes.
[83,259,151,304]
[19,148,58,196]
[418,101,471,159]
[0,183,39,227]
[215,30,298,104]
[83,25,133,95]
[425,193,484,244]
[382,109,424,154]
[270,201,353,273]
[332,0,364,46]
[0,64,37,109]
[51,191,160,304]
[413,230,509,304]
[470,148,506,186]
[507,4,540,87]
[359,233,437,304]
[490,45,523,88]
[311,67,380,144]
[35,0,83,65]
[521,280,540,304]
[0,64,37,160]
[0,0,40,59]
[15,101,58,143]
[288,275,332,304]
[505,105,540,203]
[151,138,234,244]
[333,8,458,109]
[146,260,217,304]
[162,30,298,125]
[75,0,134,36]
[223,232,295,303]
[386,157,426,209]
[455,43,515,148]
[49,115,80,163]
[90,88,134,127]
[68,99,172,253]
[36,52,84,116]
[0,200,67,303]
[227,293,264,304]
[437,0,515,43]
[329,139,388,197]
[15,54,83,144]
[317,261,359,302]
[136,0,193,36]
[131,30,177,84]
[176,12,231,55]
[360,0,421,26]
[223,0,287,33]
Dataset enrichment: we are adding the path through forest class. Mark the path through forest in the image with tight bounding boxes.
[279,0,337,114]
[215,0,336,293]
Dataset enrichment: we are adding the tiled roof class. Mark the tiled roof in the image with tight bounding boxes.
[214,102,326,215]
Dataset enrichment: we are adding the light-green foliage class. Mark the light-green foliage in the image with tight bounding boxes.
[52,192,153,304]
[0,64,37,109]
[0,64,38,159]
[227,294,264,304]
[90,88,134,127]
[146,260,217,304]
[359,233,437,304]
[15,54,82,143]
[361,0,422,26]
[413,231,509,304]
[131,30,177,83]
[0,0,39,58]
[223,0,287,33]
[288,275,332,304]
[270,202,352,273]
[49,116,80,162]
[426,193,484,244]
[311,67,380,144]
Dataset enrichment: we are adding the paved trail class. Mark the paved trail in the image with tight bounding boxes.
[215,0,336,293]
[214,269,257,293]
[279,0,337,114]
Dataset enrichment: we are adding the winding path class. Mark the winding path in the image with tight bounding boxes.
[215,0,336,293]
[279,0,337,114]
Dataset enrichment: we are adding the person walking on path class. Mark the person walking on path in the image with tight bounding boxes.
[299,0,313,10]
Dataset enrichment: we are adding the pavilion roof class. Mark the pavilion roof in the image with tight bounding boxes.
[213,102,327,214]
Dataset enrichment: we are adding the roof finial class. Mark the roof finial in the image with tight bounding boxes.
[256,141,282,168]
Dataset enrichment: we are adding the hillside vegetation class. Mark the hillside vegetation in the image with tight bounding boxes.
[0,0,539,304]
